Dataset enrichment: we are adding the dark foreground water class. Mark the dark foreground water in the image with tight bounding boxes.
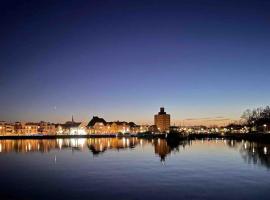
[0,138,270,200]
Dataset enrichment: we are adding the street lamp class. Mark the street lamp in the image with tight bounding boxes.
[263,124,267,133]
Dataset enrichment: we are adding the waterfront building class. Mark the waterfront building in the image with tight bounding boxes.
[105,121,130,134]
[139,125,150,133]
[0,121,5,135]
[105,122,117,133]
[38,121,56,135]
[0,121,15,135]
[114,121,130,133]
[129,124,140,134]
[154,107,170,133]
[93,122,107,134]
[149,125,158,133]
[24,123,39,134]
[170,126,180,132]
[5,123,15,135]
[87,116,137,134]
[57,116,85,135]
[14,122,25,134]
[86,116,107,134]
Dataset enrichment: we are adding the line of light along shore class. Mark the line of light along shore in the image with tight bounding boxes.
[0,107,269,137]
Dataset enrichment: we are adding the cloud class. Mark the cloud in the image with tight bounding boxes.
[184,116,226,121]
[174,116,234,126]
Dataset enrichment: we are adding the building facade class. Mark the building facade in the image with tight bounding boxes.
[154,107,170,133]
[86,116,142,134]
[24,123,39,134]
[0,121,15,135]
[38,121,56,135]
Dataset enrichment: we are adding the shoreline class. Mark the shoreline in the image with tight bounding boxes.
[0,134,117,140]
[0,133,269,143]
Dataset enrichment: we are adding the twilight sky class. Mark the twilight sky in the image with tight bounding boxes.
[0,0,270,125]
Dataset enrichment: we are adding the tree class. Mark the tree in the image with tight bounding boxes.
[241,106,270,131]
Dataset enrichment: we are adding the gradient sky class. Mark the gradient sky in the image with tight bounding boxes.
[1,0,270,125]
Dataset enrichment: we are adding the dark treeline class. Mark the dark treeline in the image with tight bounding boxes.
[241,106,270,132]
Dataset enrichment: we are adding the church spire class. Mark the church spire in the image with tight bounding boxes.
[72,115,74,123]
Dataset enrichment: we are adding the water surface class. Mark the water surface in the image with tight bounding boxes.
[0,138,269,200]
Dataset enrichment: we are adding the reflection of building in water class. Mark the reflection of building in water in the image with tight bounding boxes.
[0,138,144,155]
[2,138,269,167]
[86,138,140,155]
[154,139,171,161]
[239,141,270,169]
[0,139,88,153]
[0,139,58,153]
[219,139,270,169]
[0,137,191,162]
[153,139,189,162]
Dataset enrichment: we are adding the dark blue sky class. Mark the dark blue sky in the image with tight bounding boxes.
[1,0,270,124]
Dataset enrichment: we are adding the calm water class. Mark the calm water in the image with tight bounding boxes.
[0,138,270,200]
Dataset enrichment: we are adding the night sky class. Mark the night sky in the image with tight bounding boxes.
[1,0,270,125]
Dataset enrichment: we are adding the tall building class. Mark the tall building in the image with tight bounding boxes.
[154,107,170,132]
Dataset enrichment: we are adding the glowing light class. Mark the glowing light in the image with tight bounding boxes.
[77,138,86,148]
[264,147,267,155]
[70,138,77,147]
[126,138,130,147]
[70,127,86,135]
[100,144,103,151]
[57,139,63,149]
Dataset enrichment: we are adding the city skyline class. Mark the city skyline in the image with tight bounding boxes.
[1,0,270,125]
[0,109,240,127]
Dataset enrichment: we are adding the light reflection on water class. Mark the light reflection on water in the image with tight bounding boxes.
[0,138,270,167]
[0,138,270,200]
